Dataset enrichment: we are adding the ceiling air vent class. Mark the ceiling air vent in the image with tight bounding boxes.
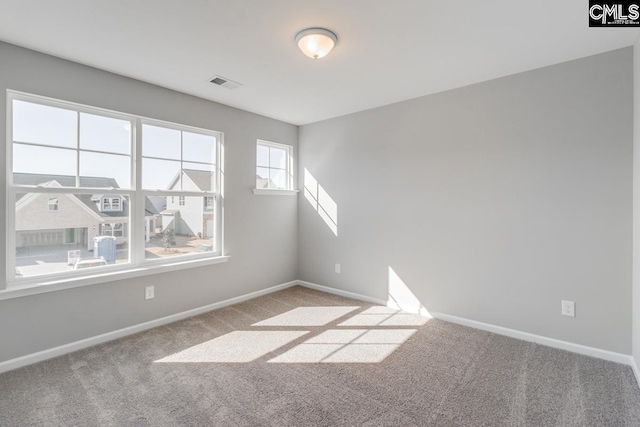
[209,75,242,90]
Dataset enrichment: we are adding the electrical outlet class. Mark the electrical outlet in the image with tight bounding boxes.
[145,286,155,300]
[561,300,575,317]
[335,263,341,274]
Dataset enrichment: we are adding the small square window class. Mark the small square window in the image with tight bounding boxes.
[48,197,59,211]
[179,196,185,206]
[256,140,293,191]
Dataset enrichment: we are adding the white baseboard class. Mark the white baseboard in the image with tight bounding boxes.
[632,357,640,387]
[297,280,431,316]
[0,280,298,374]
[431,312,633,366]
[297,280,634,367]
[297,280,388,306]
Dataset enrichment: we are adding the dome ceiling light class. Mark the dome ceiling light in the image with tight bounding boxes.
[294,28,339,59]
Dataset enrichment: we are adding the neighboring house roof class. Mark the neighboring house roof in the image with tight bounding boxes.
[14,172,189,220]
[14,173,127,219]
[15,180,106,223]
[145,196,165,216]
[256,175,275,189]
[167,169,214,192]
[184,169,214,191]
[13,173,120,189]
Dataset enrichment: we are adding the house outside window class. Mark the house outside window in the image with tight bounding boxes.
[256,140,293,190]
[48,197,59,211]
[7,91,224,287]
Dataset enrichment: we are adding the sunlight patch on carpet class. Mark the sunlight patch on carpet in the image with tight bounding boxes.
[252,306,360,327]
[268,329,417,363]
[154,331,309,363]
[338,307,429,327]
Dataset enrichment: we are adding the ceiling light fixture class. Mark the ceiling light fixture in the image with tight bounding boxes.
[294,28,338,59]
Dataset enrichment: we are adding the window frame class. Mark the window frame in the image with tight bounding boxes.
[255,139,294,192]
[47,197,59,211]
[102,222,125,238]
[102,196,122,212]
[5,90,226,292]
[139,118,222,266]
[204,196,214,209]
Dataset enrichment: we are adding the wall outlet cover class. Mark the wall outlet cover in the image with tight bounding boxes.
[145,286,155,300]
[561,300,575,317]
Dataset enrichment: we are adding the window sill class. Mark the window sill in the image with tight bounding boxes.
[252,189,299,196]
[0,255,230,301]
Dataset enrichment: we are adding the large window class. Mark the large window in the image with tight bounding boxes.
[7,91,223,285]
[256,140,293,191]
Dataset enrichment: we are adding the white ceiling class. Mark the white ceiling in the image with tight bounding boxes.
[0,0,638,125]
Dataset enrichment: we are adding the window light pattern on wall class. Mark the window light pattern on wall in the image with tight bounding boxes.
[304,168,338,236]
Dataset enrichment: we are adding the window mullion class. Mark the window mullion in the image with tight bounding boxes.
[180,130,184,191]
[219,135,224,254]
[133,118,144,267]
[76,111,80,188]
[4,99,14,288]
[217,192,223,255]
[266,147,271,189]
[287,147,292,190]
[5,188,16,287]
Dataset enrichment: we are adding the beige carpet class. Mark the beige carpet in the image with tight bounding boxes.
[1,286,639,426]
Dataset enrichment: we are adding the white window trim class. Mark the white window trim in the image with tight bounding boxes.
[252,188,299,196]
[5,90,226,292]
[0,255,230,300]
[254,139,295,193]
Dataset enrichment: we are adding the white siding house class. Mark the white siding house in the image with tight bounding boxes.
[161,170,215,238]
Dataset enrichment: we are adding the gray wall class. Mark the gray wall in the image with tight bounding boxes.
[0,42,298,363]
[634,41,640,369]
[298,48,633,354]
